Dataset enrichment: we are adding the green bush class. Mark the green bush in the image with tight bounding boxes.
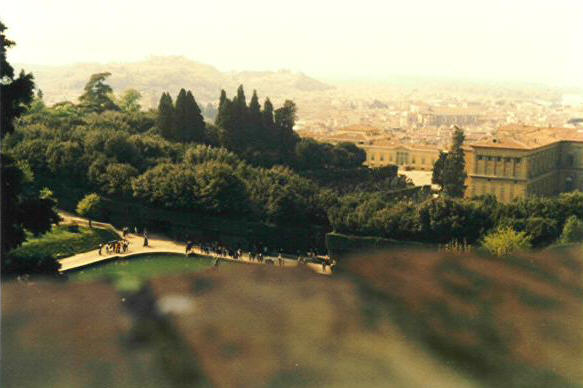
[482,227,531,257]
[561,215,583,243]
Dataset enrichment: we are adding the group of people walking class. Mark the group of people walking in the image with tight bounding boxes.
[98,240,130,255]
[184,239,336,272]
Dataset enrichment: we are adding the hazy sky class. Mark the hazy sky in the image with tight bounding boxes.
[2,0,582,86]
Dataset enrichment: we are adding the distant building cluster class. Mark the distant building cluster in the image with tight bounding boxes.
[302,122,583,203]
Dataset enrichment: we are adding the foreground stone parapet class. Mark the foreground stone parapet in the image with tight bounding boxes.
[3,245,583,387]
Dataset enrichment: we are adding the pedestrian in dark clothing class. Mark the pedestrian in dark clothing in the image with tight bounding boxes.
[98,243,103,255]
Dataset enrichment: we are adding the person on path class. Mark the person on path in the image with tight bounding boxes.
[134,226,138,235]
[143,235,149,247]
[98,243,103,255]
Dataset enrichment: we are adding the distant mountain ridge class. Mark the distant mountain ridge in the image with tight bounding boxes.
[17,56,334,108]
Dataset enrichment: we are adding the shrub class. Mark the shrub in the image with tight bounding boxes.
[561,215,583,243]
[76,193,104,227]
[482,227,531,257]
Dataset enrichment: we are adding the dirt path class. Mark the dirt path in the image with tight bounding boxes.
[58,212,331,275]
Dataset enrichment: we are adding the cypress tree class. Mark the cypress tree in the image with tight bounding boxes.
[157,92,175,140]
[217,95,237,150]
[262,98,275,148]
[228,85,249,151]
[274,100,298,158]
[185,90,206,143]
[442,126,467,197]
[174,88,188,141]
[431,151,448,190]
[248,90,262,148]
[215,89,227,127]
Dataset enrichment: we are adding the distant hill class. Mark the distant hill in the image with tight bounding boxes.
[17,56,334,108]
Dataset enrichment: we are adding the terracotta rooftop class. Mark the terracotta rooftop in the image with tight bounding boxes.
[470,125,583,150]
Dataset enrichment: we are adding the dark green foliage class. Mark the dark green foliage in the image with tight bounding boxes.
[509,217,560,248]
[247,90,262,149]
[99,163,139,197]
[432,151,447,188]
[76,193,104,226]
[1,154,28,255]
[194,161,249,215]
[78,72,120,113]
[132,163,198,210]
[442,127,467,197]
[561,215,583,243]
[20,189,61,237]
[184,145,241,167]
[185,90,206,142]
[46,140,84,177]
[274,100,299,160]
[2,254,60,277]
[118,89,142,113]
[329,189,583,248]
[174,88,206,143]
[1,153,60,275]
[417,197,492,243]
[157,92,175,140]
[11,225,117,260]
[0,21,35,138]
[331,142,366,168]
[215,90,228,127]
[262,97,275,142]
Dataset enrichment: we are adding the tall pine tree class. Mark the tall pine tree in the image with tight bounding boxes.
[157,92,175,141]
[431,151,448,190]
[174,88,188,141]
[174,89,206,143]
[215,89,228,127]
[248,90,262,149]
[442,126,467,197]
[227,85,249,152]
[274,100,299,159]
[215,90,237,150]
[185,90,206,143]
[262,98,275,149]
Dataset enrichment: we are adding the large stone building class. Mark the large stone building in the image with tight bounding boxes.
[362,140,441,171]
[465,125,583,203]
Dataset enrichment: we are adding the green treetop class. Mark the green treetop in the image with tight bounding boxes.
[76,193,104,228]
[78,72,120,113]
[157,92,175,140]
[440,126,467,198]
[0,21,35,138]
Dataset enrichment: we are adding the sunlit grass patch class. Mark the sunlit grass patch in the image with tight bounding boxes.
[10,224,118,260]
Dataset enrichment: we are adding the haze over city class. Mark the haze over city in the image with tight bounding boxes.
[2,2,583,387]
[2,0,583,87]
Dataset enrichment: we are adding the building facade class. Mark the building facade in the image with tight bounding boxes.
[362,142,441,171]
[465,126,583,203]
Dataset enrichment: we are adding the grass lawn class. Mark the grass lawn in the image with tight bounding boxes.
[69,254,214,291]
[9,224,119,261]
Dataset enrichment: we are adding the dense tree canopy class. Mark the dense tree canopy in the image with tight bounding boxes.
[0,21,35,138]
